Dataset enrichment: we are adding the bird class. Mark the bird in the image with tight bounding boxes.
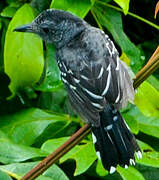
[14,9,142,174]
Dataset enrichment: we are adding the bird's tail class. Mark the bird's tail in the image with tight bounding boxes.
[91,104,141,174]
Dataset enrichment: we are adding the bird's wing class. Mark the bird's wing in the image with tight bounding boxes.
[56,28,134,126]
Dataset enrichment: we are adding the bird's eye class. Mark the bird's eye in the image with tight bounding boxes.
[42,27,49,34]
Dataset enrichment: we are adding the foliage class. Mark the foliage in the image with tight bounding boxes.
[0,0,159,179]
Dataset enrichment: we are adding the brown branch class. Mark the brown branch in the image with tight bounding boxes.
[21,124,91,180]
[21,46,159,180]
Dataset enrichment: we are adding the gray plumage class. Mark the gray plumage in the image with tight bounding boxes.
[14,9,141,173]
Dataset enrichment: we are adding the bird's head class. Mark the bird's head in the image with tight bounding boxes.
[14,9,86,48]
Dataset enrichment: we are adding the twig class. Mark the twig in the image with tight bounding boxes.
[21,47,159,180]
[21,124,91,180]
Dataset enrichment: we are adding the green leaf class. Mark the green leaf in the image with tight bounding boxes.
[0,162,69,180]
[96,160,108,177]
[50,0,92,18]
[60,142,97,176]
[113,0,130,15]
[122,111,139,135]
[135,81,159,117]
[0,139,46,164]
[0,162,38,178]
[41,137,70,153]
[0,170,12,180]
[93,5,142,73]
[118,166,145,180]
[38,90,67,113]
[35,44,63,92]
[126,106,159,139]
[4,4,44,97]
[147,75,159,92]
[0,108,72,146]
[1,6,17,18]
[136,140,159,168]
[39,164,69,180]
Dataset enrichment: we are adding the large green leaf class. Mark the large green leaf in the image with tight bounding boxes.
[0,170,12,180]
[60,141,96,176]
[50,0,93,18]
[0,139,46,164]
[113,0,130,15]
[93,5,142,73]
[0,108,72,146]
[0,162,69,180]
[118,166,145,180]
[4,4,44,96]
[35,44,63,92]
[135,81,159,117]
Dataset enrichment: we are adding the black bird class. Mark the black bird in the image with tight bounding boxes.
[14,9,142,173]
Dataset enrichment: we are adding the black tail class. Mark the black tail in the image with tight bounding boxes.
[91,104,141,174]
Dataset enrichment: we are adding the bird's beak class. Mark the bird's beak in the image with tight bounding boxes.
[13,24,33,32]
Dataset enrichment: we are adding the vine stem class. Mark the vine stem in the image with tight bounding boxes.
[20,45,159,180]
[96,1,159,30]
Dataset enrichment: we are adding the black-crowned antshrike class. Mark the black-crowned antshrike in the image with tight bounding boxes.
[14,9,142,173]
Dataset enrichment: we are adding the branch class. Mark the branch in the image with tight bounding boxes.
[21,47,159,180]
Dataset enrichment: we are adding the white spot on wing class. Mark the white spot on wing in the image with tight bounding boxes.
[105,124,113,130]
[91,102,103,109]
[102,64,111,96]
[115,89,120,103]
[62,62,67,71]
[70,84,76,90]
[92,133,97,144]
[110,166,116,174]
[74,78,80,83]
[68,69,73,74]
[97,66,104,79]
[124,165,128,169]
[81,75,89,81]
[96,151,101,160]
[83,88,103,100]
[130,159,135,166]
[113,116,118,121]
[136,151,142,159]
[61,72,66,77]
[116,57,120,70]
[106,42,112,57]
[62,77,68,84]
[83,60,89,67]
